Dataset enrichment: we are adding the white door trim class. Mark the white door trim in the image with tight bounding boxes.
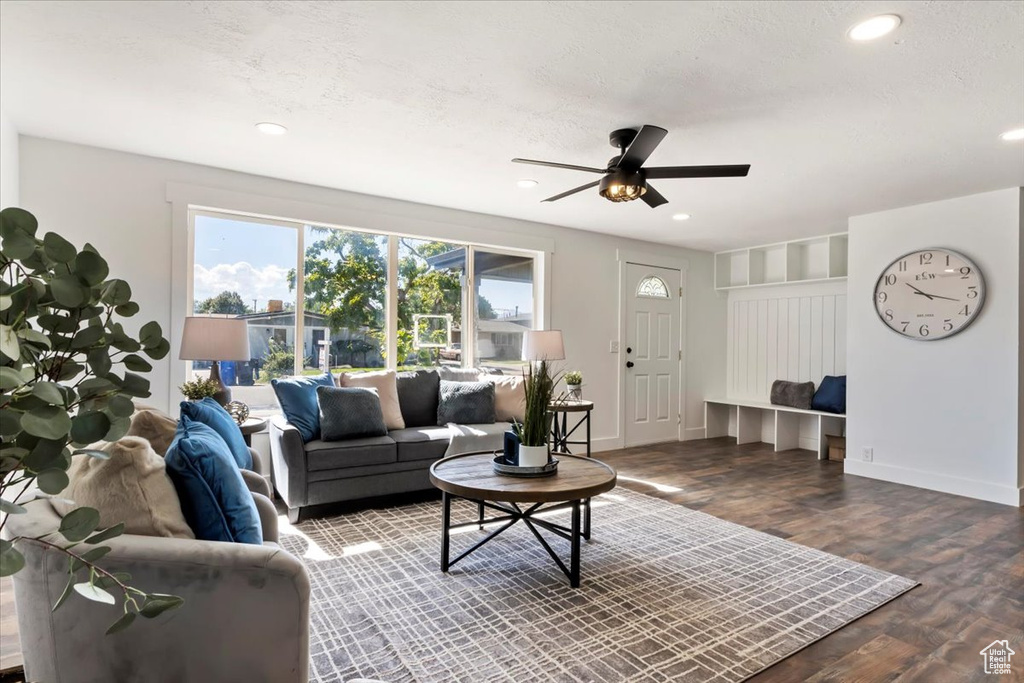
[617,251,689,448]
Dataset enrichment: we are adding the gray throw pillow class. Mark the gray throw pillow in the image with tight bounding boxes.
[396,369,440,428]
[770,380,815,410]
[317,386,388,441]
[437,380,496,426]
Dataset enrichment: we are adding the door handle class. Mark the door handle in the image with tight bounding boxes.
[626,361,634,368]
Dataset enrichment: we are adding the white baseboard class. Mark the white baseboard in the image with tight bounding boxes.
[844,460,1023,507]
[590,436,624,453]
[682,427,706,441]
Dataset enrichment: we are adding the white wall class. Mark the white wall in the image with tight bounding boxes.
[726,281,847,401]
[0,109,18,207]
[846,188,1022,506]
[19,136,727,451]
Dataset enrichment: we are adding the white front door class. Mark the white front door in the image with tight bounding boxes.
[625,263,681,447]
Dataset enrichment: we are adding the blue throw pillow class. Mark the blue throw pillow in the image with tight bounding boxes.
[180,398,253,470]
[812,375,847,414]
[271,371,335,442]
[165,417,262,545]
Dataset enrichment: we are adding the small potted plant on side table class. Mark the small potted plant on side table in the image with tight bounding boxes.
[564,370,583,401]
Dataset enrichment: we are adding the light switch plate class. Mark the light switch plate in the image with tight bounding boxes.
[609,340,619,353]
[862,447,873,462]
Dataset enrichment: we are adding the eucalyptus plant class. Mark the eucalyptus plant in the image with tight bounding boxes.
[512,361,560,447]
[0,207,182,633]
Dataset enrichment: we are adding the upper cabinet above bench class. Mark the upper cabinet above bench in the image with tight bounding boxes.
[715,233,848,290]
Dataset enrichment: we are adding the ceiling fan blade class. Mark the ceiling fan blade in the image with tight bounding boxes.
[641,184,668,208]
[541,180,601,203]
[617,125,668,170]
[512,158,608,174]
[645,164,751,179]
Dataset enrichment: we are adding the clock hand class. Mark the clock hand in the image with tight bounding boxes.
[905,283,935,300]
[926,293,960,302]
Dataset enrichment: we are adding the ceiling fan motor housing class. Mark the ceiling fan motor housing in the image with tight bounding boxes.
[599,169,647,203]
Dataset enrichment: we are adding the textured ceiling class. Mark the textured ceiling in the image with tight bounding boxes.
[1,0,1022,251]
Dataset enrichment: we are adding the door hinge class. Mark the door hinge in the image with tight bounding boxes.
[678,350,682,361]
[679,286,683,297]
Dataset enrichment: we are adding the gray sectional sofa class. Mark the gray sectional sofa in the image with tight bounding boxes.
[269,367,512,521]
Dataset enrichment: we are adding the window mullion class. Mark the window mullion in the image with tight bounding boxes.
[464,245,475,368]
[294,225,305,376]
[386,236,399,371]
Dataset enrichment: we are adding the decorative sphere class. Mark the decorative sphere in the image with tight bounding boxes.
[226,401,250,425]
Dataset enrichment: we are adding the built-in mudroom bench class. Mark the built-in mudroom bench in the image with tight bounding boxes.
[704,398,846,460]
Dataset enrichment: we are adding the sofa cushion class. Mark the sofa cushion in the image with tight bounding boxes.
[446,422,510,457]
[303,435,397,470]
[437,366,485,382]
[338,370,405,431]
[271,371,335,442]
[481,373,525,423]
[51,436,194,539]
[126,408,178,456]
[396,369,440,428]
[180,397,253,469]
[390,426,452,462]
[437,380,495,426]
[812,375,847,414]
[317,386,387,441]
[306,457,432,482]
[164,417,262,545]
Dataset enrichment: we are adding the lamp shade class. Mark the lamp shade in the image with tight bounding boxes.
[522,330,565,361]
[179,317,251,361]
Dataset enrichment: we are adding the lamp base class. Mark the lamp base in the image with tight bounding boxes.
[209,361,232,406]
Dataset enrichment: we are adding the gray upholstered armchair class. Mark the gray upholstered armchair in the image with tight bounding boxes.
[4,487,310,683]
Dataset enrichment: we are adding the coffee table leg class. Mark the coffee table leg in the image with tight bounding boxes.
[570,499,581,588]
[441,491,451,572]
[583,498,591,540]
[477,501,485,530]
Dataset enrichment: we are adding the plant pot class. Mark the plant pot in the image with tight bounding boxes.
[518,444,549,468]
[567,384,582,400]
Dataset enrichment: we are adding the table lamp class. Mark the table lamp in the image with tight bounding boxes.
[522,330,565,363]
[179,317,251,406]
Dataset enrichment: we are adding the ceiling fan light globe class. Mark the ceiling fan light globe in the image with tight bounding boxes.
[599,171,647,203]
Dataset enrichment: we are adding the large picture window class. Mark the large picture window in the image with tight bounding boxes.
[189,209,539,415]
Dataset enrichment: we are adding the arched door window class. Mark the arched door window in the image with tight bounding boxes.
[636,275,670,299]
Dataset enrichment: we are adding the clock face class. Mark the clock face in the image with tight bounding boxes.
[874,248,985,341]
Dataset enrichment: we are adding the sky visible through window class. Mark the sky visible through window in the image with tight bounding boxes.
[195,215,532,315]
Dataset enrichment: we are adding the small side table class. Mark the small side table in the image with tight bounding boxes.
[239,417,268,446]
[549,400,594,457]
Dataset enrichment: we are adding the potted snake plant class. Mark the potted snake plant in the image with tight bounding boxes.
[512,361,559,467]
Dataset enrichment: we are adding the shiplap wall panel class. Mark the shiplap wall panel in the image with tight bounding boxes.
[726,285,847,401]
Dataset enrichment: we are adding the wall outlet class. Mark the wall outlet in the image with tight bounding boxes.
[861,447,873,462]
[609,340,619,353]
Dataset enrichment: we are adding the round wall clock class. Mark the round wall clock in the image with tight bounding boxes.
[874,248,985,341]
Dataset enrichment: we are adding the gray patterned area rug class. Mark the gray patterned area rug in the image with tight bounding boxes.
[280,488,917,683]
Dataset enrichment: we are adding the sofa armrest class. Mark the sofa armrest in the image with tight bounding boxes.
[241,468,272,499]
[248,446,264,473]
[269,415,308,509]
[6,499,309,683]
[252,491,279,543]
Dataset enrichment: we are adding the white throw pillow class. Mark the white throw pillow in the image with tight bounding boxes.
[51,437,194,539]
[480,373,526,423]
[338,369,406,430]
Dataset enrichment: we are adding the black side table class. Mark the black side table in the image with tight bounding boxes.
[549,400,594,457]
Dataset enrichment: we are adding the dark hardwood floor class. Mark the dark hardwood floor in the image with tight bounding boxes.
[2,438,1021,681]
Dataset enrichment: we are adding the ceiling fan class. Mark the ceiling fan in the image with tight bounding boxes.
[512,125,750,208]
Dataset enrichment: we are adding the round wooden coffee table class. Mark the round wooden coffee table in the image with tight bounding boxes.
[429,451,616,587]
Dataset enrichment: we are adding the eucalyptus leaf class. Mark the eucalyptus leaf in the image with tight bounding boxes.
[105,611,136,635]
[73,250,110,286]
[0,409,23,437]
[108,395,135,417]
[56,360,86,382]
[52,576,75,613]
[70,546,111,572]
[122,354,152,372]
[0,543,25,577]
[20,405,73,440]
[114,302,139,317]
[85,523,125,545]
[0,498,27,515]
[87,347,112,376]
[103,416,131,442]
[73,582,116,605]
[70,411,111,444]
[17,328,51,348]
[23,438,67,471]
[59,507,101,542]
[1,229,37,259]
[139,594,184,618]
[0,324,19,361]
[143,338,170,360]
[100,279,132,306]
[43,232,77,263]
[50,276,87,308]
[0,366,28,390]
[71,326,105,349]
[73,448,111,460]
[0,207,39,237]
[37,313,78,333]
[120,372,151,398]
[139,321,162,347]
[37,468,71,495]
[31,381,66,406]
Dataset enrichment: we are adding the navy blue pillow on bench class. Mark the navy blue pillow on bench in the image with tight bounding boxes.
[812,375,846,414]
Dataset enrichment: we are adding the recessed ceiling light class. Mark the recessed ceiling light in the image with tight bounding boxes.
[672,213,691,221]
[255,122,288,135]
[999,128,1024,141]
[847,14,901,42]
[516,179,538,188]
